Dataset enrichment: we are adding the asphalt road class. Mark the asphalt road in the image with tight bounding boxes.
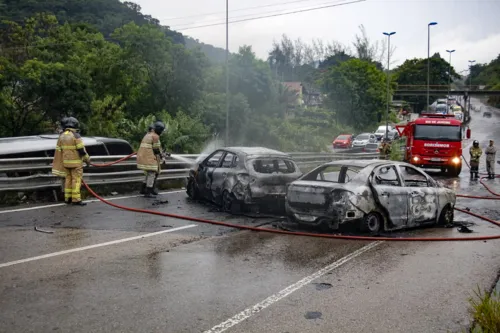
[0,98,499,333]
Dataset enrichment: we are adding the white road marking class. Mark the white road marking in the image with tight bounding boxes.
[0,190,185,214]
[0,224,197,269]
[203,241,382,333]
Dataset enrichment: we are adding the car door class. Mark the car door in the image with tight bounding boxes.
[196,150,225,200]
[210,151,236,201]
[371,164,408,228]
[398,165,438,226]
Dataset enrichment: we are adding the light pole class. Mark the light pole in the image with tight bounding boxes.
[427,22,437,111]
[468,60,476,115]
[446,49,455,97]
[383,31,395,140]
[225,0,229,146]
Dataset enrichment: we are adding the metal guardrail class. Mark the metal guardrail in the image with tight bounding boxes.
[0,152,379,192]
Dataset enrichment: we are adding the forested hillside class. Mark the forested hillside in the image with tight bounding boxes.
[469,55,500,107]
[0,0,413,153]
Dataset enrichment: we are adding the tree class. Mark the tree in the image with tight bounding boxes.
[320,59,388,130]
[394,53,460,111]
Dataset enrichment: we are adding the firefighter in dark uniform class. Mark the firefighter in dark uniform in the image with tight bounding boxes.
[485,140,496,179]
[137,121,169,197]
[469,140,482,179]
[57,117,90,205]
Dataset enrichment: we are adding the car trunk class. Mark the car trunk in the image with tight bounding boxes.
[287,181,347,211]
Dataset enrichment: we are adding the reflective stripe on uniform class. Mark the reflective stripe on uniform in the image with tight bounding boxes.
[64,160,83,164]
[152,142,161,148]
[140,143,153,149]
[52,169,67,177]
[137,163,158,171]
[76,143,85,149]
[55,146,62,152]
[61,145,77,150]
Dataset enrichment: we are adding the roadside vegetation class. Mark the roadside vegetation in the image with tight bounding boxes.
[466,286,500,333]
[468,56,500,108]
[0,0,469,153]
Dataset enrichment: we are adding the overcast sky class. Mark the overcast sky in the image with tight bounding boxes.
[132,0,500,71]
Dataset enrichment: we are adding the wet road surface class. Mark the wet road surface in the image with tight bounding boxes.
[0,98,499,333]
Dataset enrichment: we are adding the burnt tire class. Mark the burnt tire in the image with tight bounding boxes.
[186,178,199,199]
[222,190,234,213]
[360,212,382,235]
[438,205,454,226]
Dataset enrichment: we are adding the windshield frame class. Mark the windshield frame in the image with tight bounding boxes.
[414,124,462,142]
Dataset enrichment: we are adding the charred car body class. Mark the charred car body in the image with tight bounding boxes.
[285,160,456,233]
[187,147,302,212]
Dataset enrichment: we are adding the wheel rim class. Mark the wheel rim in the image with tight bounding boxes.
[366,214,380,231]
[445,208,453,224]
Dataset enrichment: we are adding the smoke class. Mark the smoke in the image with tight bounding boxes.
[195,138,225,163]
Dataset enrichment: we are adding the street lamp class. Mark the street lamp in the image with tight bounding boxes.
[446,49,455,97]
[225,0,229,146]
[468,60,476,115]
[427,22,437,111]
[383,31,396,140]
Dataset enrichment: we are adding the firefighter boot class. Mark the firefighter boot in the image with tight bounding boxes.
[475,172,479,179]
[72,201,87,206]
[152,176,159,195]
[470,171,474,179]
[140,183,146,195]
[65,198,72,205]
[144,187,156,198]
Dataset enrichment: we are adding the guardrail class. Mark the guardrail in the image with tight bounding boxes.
[0,152,380,192]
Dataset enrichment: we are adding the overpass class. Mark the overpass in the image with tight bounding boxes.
[394,85,500,96]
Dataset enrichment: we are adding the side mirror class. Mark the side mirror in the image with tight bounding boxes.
[466,128,471,139]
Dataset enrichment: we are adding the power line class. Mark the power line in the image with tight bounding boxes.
[176,0,366,31]
[161,0,331,22]
[172,0,346,29]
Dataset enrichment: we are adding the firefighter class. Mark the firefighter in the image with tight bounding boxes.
[52,117,69,186]
[379,137,392,160]
[485,140,496,179]
[57,117,90,205]
[137,121,169,197]
[469,140,482,179]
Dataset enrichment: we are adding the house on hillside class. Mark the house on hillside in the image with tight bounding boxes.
[283,82,323,108]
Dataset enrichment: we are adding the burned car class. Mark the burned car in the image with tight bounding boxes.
[187,147,302,212]
[285,160,456,234]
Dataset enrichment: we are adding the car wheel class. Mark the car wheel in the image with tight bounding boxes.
[448,164,462,177]
[438,205,454,226]
[222,190,234,212]
[360,212,382,234]
[186,178,199,199]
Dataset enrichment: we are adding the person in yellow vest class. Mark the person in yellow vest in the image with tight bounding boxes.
[469,140,482,180]
[137,121,168,197]
[57,117,90,205]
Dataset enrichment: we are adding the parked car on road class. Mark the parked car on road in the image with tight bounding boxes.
[187,147,302,212]
[352,133,377,147]
[361,143,380,153]
[374,126,393,140]
[483,110,492,118]
[285,160,456,234]
[332,134,353,149]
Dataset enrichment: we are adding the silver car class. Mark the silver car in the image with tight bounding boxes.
[187,147,302,212]
[285,160,456,234]
[352,133,377,147]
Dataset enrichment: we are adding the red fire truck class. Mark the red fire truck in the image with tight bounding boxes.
[395,113,470,177]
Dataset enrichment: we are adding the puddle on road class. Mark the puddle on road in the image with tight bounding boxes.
[305,311,323,320]
[312,283,333,291]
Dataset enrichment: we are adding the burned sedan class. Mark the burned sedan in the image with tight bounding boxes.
[285,160,456,234]
[187,147,302,212]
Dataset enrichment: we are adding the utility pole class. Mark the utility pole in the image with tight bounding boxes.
[427,22,437,111]
[383,31,395,141]
[225,0,230,147]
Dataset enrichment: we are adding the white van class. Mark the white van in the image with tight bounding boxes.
[374,125,392,140]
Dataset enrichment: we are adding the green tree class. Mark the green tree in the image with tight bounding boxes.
[320,58,387,130]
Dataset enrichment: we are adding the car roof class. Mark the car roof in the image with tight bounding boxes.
[323,159,409,168]
[356,133,372,136]
[224,146,290,157]
[0,135,131,156]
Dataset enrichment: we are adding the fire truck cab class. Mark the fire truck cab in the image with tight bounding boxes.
[396,113,470,177]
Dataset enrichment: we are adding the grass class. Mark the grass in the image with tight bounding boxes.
[467,286,500,333]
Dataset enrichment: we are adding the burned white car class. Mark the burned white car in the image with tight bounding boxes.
[285,160,456,233]
[187,147,302,212]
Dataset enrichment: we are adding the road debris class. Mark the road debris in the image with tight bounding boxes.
[34,226,54,234]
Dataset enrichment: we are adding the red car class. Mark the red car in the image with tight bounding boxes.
[332,134,353,149]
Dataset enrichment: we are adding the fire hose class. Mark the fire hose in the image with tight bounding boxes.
[82,154,500,242]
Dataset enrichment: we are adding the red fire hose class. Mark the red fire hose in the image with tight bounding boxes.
[82,154,500,242]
